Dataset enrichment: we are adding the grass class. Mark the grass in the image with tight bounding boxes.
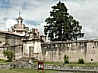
[34,61,98,66]
[0,68,55,73]
[1,58,98,67]
[63,62,98,66]
[33,61,62,65]
[0,59,7,63]
[0,60,98,73]
[0,58,98,67]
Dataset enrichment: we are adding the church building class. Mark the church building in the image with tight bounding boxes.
[0,13,46,60]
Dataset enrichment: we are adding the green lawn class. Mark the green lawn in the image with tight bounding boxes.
[66,63,98,66]
[34,61,62,65]
[34,61,98,66]
[1,58,98,67]
[0,59,7,63]
[0,68,55,73]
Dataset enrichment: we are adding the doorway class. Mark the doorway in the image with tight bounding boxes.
[29,46,34,58]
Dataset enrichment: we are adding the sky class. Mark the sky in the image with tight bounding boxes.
[0,0,98,40]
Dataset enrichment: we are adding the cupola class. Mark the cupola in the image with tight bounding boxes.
[16,12,23,24]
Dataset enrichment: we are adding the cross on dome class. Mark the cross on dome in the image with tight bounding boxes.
[19,12,21,17]
[16,12,23,24]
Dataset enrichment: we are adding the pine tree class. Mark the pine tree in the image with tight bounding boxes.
[44,1,84,41]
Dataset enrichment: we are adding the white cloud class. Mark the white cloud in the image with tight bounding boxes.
[36,22,46,35]
[5,19,17,29]
[0,0,98,40]
[64,0,98,40]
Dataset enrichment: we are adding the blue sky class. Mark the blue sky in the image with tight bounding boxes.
[0,0,98,40]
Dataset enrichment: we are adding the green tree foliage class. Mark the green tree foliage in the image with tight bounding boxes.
[3,50,15,62]
[78,58,84,64]
[63,55,69,63]
[44,1,84,41]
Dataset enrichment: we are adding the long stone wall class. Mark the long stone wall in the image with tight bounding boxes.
[41,40,98,63]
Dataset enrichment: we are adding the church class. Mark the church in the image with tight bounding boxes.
[0,13,46,60]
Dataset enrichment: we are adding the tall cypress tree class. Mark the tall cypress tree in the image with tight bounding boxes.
[44,1,84,41]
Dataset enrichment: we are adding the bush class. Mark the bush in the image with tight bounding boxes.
[3,50,15,62]
[63,55,69,63]
[78,58,84,64]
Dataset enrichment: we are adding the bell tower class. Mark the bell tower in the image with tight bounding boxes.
[8,12,29,36]
[16,12,23,24]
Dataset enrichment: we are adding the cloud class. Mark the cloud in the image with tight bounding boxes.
[5,19,17,29]
[0,0,10,9]
[0,0,98,40]
[36,22,46,35]
[24,20,37,26]
[63,0,98,40]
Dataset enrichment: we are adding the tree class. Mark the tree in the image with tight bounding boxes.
[3,50,15,62]
[63,55,69,63]
[44,1,84,41]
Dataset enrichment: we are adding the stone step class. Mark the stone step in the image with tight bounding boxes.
[15,57,38,63]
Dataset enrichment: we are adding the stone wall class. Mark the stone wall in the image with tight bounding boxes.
[0,64,10,70]
[41,40,98,63]
[0,63,36,70]
[0,31,23,60]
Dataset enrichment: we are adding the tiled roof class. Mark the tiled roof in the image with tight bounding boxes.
[0,30,24,37]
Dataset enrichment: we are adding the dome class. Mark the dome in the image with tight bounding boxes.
[16,16,23,20]
[14,24,25,29]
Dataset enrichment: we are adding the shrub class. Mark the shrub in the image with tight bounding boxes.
[78,58,84,64]
[63,55,69,63]
[3,50,15,62]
